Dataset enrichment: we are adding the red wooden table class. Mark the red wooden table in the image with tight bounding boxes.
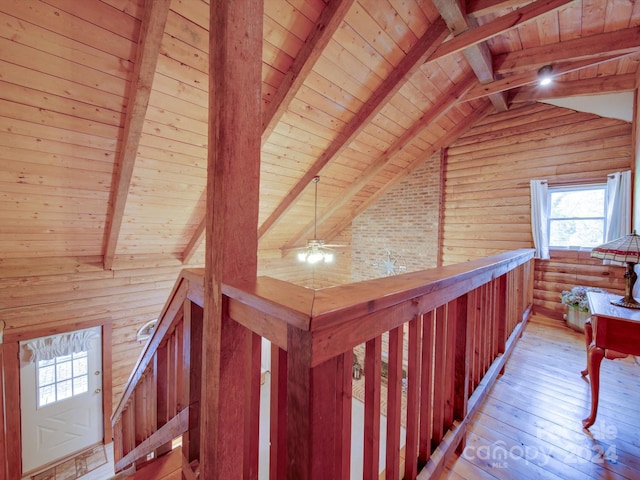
[582,292,640,428]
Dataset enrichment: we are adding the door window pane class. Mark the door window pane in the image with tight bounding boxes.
[37,351,90,408]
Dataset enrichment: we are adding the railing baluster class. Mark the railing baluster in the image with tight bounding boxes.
[110,251,534,479]
[270,346,287,480]
[386,325,403,480]
[419,311,434,465]
[183,300,202,473]
[363,336,381,480]
[432,304,447,447]
[244,331,262,480]
[405,314,421,480]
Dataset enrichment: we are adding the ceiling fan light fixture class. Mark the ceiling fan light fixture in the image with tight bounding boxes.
[297,177,336,265]
[538,65,553,86]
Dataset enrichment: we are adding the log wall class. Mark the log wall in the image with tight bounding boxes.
[442,102,631,318]
[0,259,201,413]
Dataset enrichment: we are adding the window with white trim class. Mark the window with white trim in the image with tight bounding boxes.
[37,351,89,407]
[548,184,606,248]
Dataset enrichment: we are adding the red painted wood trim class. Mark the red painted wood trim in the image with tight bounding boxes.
[4,342,21,479]
[385,325,404,480]
[404,315,421,479]
[419,311,434,464]
[363,336,381,480]
[270,346,287,480]
[244,332,262,480]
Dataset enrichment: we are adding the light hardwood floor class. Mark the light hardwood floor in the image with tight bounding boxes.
[442,314,640,480]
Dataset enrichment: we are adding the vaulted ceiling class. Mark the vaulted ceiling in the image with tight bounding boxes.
[1,0,639,272]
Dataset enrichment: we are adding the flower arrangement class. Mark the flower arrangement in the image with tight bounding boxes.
[560,286,608,312]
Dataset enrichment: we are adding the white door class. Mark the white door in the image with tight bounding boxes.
[20,326,104,474]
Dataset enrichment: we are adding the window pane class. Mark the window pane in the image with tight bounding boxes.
[38,358,55,367]
[550,189,605,218]
[56,354,72,362]
[56,361,72,381]
[73,375,88,395]
[73,357,88,376]
[72,351,87,360]
[57,379,73,401]
[550,219,604,247]
[39,385,56,407]
[39,365,55,386]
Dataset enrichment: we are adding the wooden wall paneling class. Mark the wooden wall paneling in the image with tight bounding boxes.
[442,103,632,315]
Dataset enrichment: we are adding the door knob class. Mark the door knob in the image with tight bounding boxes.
[95,388,101,394]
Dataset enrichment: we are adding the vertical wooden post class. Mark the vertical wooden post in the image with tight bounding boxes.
[405,315,421,480]
[419,311,434,465]
[244,332,262,480]
[335,351,352,480]
[185,302,203,468]
[270,347,288,479]
[386,325,403,480]
[0,344,6,480]
[200,0,262,478]
[496,274,508,354]
[363,336,381,480]
[432,305,447,447]
[155,341,171,458]
[453,294,469,421]
[286,327,347,479]
[102,323,113,443]
[4,342,20,480]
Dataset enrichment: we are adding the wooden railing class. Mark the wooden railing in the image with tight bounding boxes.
[112,249,534,479]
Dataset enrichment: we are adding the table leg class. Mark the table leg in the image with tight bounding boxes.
[581,320,593,377]
[582,344,605,428]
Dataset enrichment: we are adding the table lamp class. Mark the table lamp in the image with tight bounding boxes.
[590,231,640,308]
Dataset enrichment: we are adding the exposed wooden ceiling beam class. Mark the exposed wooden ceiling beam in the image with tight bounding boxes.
[426,0,574,65]
[181,189,207,264]
[433,0,508,111]
[467,0,535,18]
[102,0,171,270]
[464,54,629,101]
[510,74,637,103]
[181,1,353,262]
[494,26,640,75]
[261,0,354,146]
[323,101,495,243]
[283,73,478,251]
[257,18,451,240]
[267,0,571,246]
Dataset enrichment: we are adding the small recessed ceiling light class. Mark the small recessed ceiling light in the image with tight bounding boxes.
[538,65,553,86]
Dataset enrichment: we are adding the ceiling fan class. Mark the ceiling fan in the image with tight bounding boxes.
[296,176,343,264]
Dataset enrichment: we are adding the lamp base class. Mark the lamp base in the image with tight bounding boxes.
[610,297,640,309]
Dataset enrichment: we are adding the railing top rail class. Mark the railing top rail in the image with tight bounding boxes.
[225,249,534,332]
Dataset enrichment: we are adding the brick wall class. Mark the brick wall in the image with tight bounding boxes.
[351,155,441,282]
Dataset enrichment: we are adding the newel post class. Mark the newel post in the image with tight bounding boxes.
[286,326,352,479]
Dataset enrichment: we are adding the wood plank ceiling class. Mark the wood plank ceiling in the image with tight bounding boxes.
[1,0,639,272]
